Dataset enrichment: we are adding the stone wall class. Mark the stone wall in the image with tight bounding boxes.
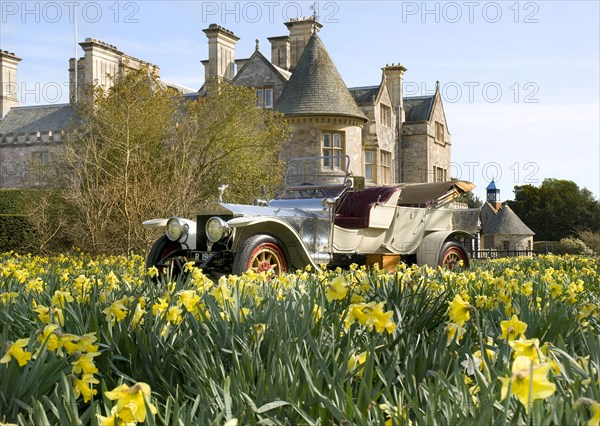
[232,55,287,106]
[400,122,428,182]
[427,94,451,181]
[0,132,63,187]
[280,116,363,177]
[481,234,533,251]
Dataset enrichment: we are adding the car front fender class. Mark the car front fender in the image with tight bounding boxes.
[228,217,321,271]
[417,230,473,267]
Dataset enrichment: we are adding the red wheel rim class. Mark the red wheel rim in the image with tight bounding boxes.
[158,241,182,275]
[441,247,465,269]
[248,243,286,274]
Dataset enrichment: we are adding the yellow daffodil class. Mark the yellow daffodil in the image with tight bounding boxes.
[1,338,32,366]
[548,282,563,298]
[448,294,472,326]
[73,373,99,403]
[326,275,348,302]
[72,351,101,375]
[500,315,528,342]
[313,304,322,322]
[510,338,543,363]
[60,333,80,354]
[589,400,600,426]
[500,356,556,411]
[104,382,157,423]
[0,292,18,304]
[51,290,74,307]
[77,333,99,353]
[39,324,60,351]
[102,300,128,326]
[166,305,183,325]
[445,322,466,346]
[177,290,200,313]
[347,351,368,376]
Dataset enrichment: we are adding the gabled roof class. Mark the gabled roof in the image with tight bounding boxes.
[0,104,75,134]
[232,49,291,84]
[276,35,367,121]
[482,204,535,236]
[403,95,435,122]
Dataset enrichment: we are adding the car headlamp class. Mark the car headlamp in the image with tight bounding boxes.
[166,217,189,242]
[205,217,231,243]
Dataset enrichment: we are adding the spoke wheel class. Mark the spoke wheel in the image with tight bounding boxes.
[233,235,287,276]
[146,235,184,280]
[248,242,286,274]
[439,241,469,269]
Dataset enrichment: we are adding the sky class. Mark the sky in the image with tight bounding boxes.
[1,0,599,200]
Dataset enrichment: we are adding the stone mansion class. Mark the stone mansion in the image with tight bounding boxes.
[0,17,451,188]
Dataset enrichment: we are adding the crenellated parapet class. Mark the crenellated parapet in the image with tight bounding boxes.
[0,130,64,145]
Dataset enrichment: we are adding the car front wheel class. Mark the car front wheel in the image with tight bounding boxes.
[233,234,287,276]
[438,241,469,269]
[146,235,184,279]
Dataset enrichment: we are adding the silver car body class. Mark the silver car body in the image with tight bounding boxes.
[143,156,475,274]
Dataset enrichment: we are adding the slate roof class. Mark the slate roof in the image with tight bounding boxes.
[452,208,481,234]
[482,204,535,236]
[0,104,75,134]
[349,86,380,106]
[404,95,435,122]
[276,35,367,121]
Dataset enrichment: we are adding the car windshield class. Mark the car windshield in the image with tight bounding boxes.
[278,156,350,199]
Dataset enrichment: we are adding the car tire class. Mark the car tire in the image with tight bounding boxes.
[233,234,287,276]
[146,235,184,280]
[438,241,469,269]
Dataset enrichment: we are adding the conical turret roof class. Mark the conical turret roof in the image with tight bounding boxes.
[276,34,367,121]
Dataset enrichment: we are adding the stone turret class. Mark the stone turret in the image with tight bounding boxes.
[0,50,21,117]
[284,18,322,71]
[201,24,240,82]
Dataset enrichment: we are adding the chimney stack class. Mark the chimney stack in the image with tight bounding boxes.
[268,35,290,70]
[382,63,407,124]
[285,18,322,71]
[202,24,240,83]
[0,50,21,117]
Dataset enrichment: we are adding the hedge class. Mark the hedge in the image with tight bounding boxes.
[0,189,71,254]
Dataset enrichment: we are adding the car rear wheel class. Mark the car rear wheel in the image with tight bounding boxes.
[233,235,287,276]
[146,235,184,280]
[439,241,469,269]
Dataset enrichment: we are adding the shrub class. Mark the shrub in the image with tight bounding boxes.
[578,230,600,256]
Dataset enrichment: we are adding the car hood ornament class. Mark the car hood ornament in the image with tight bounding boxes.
[218,184,228,203]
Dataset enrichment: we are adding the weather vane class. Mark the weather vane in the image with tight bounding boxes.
[310,2,318,23]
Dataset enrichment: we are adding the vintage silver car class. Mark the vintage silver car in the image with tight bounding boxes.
[143,156,475,277]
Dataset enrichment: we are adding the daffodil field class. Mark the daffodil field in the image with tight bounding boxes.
[1,253,599,425]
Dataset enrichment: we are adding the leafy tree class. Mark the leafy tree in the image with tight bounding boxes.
[508,179,600,241]
[59,68,289,254]
[457,191,482,208]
